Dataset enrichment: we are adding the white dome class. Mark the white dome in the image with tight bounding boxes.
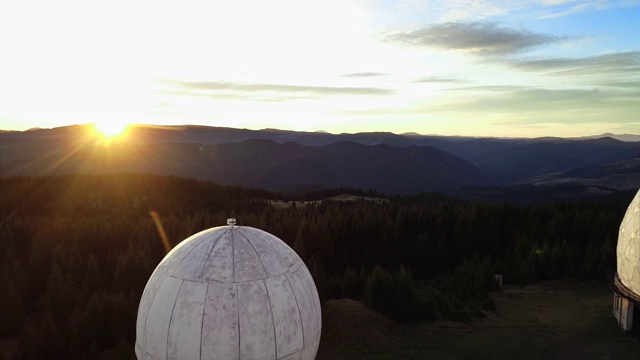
[617,189,640,296]
[135,223,321,360]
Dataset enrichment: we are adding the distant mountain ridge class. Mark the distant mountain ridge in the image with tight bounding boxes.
[568,133,640,142]
[200,140,493,193]
[3,124,637,145]
[0,135,493,194]
[1,124,638,195]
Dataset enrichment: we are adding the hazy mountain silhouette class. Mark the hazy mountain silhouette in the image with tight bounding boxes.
[1,124,638,195]
[199,140,493,193]
[402,135,639,184]
[0,134,492,194]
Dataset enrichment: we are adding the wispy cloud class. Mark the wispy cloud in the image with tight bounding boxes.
[426,86,640,123]
[509,51,640,76]
[334,85,639,128]
[388,22,565,56]
[393,1,633,23]
[341,72,387,78]
[539,0,640,19]
[447,85,529,91]
[413,76,467,83]
[597,80,640,88]
[158,80,394,98]
[539,0,576,5]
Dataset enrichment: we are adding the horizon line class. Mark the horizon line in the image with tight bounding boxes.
[1,122,639,141]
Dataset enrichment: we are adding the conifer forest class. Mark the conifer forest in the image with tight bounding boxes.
[0,174,634,359]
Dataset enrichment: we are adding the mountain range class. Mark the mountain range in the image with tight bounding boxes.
[1,124,638,197]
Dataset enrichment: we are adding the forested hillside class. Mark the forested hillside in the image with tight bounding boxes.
[0,135,493,194]
[0,174,633,359]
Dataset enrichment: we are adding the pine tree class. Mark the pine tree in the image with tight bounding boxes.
[82,254,102,298]
[0,270,24,336]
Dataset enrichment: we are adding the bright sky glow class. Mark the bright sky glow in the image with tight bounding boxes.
[93,120,129,139]
[0,0,638,137]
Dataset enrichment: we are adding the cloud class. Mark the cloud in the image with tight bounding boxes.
[158,80,394,98]
[158,90,252,100]
[426,86,640,123]
[388,22,565,56]
[539,0,576,5]
[341,72,387,78]
[413,76,467,83]
[384,1,631,23]
[447,85,528,91]
[539,0,640,19]
[509,51,640,77]
[326,84,636,128]
[598,80,640,88]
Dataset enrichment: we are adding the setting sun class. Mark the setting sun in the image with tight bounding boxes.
[93,121,129,139]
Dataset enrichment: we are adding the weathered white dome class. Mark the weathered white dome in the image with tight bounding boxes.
[135,222,321,360]
[617,189,640,296]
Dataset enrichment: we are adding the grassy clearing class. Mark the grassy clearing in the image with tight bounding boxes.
[265,199,323,209]
[317,280,640,360]
[265,194,389,209]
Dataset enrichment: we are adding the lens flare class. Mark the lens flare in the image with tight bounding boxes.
[150,211,172,254]
[93,121,129,139]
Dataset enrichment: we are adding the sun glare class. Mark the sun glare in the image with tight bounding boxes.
[93,121,129,139]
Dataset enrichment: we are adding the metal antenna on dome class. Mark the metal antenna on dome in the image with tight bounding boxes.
[227,218,236,226]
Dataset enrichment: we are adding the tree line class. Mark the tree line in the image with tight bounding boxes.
[0,174,632,359]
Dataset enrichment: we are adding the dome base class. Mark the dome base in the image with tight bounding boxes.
[612,273,640,305]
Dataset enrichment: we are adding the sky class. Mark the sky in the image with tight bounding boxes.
[0,0,639,137]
